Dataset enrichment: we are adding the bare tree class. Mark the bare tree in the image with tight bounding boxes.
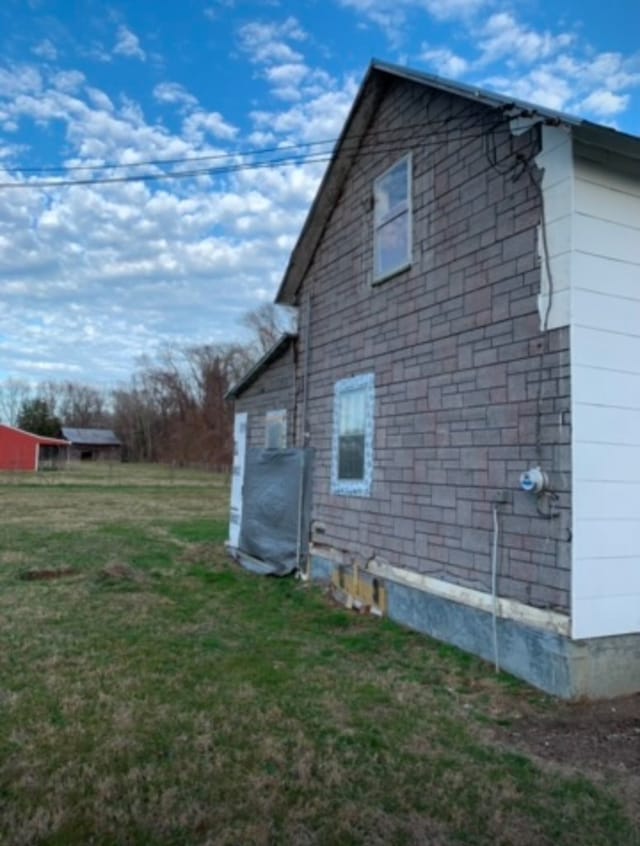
[56,382,108,427]
[110,342,252,467]
[0,379,32,426]
[241,303,297,357]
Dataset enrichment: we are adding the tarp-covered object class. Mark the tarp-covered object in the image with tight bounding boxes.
[237,448,313,576]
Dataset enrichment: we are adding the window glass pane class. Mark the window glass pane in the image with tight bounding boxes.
[339,387,366,436]
[331,372,374,496]
[338,434,365,479]
[264,409,286,449]
[375,158,408,222]
[375,211,409,278]
[265,421,283,449]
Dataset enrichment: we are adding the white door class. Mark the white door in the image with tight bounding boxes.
[228,412,247,548]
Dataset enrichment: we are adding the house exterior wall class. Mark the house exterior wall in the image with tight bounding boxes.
[234,343,296,449]
[570,151,640,639]
[296,77,572,615]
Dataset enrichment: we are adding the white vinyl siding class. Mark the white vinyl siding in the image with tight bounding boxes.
[535,125,573,330]
[373,154,412,282]
[570,154,640,640]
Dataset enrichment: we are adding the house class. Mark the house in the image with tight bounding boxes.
[226,333,312,576]
[60,427,122,462]
[228,60,640,699]
[0,424,69,471]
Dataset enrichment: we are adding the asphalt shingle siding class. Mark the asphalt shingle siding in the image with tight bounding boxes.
[235,343,296,450]
[296,78,571,612]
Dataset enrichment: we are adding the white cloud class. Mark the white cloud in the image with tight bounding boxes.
[153,81,198,109]
[113,25,146,62]
[420,47,469,78]
[338,0,488,46]
[85,87,114,112]
[32,39,58,61]
[577,89,629,117]
[477,13,574,66]
[52,70,85,93]
[424,0,487,19]
[482,69,573,112]
[182,110,239,142]
[237,17,307,65]
[204,0,235,20]
[0,59,324,383]
[263,62,311,101]
[0,65,42,97]
[481,43,640,121]
[250,79,359,143]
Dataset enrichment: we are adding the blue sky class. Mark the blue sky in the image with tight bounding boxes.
[0,0,639,388]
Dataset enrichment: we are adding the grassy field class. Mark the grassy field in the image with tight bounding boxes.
[0,464,637,845]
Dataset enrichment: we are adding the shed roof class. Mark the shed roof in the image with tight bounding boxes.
[225,333,296,400]
[275,59,640,306]
[61,427,121,446]
[0,423,70,446]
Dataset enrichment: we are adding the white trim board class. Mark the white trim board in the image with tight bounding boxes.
[364,558,570,636]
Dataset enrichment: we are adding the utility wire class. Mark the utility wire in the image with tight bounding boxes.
[0,119,513,191]
[0,113,499,175]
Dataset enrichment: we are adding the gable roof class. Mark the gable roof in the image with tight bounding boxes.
[61,427,121,446]
[0,423,69,446]
[225,333,296,400]
[275,59,640,306]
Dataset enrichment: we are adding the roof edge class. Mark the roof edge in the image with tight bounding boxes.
[0,422,70,446]
[226,333,297,400]
[274,59,640,307]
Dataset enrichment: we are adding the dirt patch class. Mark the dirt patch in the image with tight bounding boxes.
[96,562,146,583]
[491,694,640,823]
[20,568,78,581]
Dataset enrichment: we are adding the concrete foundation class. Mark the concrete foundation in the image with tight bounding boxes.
[310,554,640,699]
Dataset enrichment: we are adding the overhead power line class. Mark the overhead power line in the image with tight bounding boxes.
[0,107,539,192]
[0,111,502,176]
[0,128,507,191]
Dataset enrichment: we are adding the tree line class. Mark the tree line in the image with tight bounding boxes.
[0,304,292,469]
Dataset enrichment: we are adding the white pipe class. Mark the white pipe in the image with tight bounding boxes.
[491,504,500,673]
[296,293,313,577]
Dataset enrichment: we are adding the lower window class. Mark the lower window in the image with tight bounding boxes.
[265,409,287,449]
[331,373,374,496]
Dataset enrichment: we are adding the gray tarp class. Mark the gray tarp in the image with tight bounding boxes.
[236,448,313,576]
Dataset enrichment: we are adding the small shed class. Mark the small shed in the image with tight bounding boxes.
[61,428,122,462]
[0,424,70,472]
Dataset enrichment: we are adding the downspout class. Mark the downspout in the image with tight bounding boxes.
[296,293,313,579]
[491,502,501,673]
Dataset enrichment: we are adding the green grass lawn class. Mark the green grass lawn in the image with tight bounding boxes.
[0,464,637,845]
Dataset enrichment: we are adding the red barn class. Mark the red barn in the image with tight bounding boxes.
[0,424,70,472]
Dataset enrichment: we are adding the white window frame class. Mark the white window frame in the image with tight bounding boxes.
[373,153,412,284]
[264,409,287,449]
[331,373,374,497]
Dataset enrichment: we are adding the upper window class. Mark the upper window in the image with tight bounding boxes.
[331,373,374,497]
[373,154,412,283]
[265,409,287,449]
